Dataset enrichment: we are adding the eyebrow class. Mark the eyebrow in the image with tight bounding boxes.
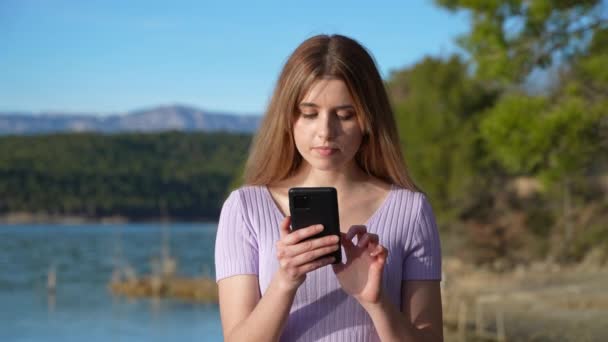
[298,102,355,110]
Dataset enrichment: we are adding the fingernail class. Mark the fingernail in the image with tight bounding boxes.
[317,225,324,231]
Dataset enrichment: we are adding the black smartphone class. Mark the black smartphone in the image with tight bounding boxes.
[288,187,341,264]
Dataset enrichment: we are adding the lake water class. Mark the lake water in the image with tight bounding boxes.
[0,223,223,341]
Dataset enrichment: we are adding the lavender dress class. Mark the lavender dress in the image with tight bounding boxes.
[215,185,441,341]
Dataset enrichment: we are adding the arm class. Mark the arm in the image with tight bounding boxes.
[218,217,339,342]
[364,192,443,341]
[218,274,296,342]
[361,193,443,341]
[335,219,442,341]
[361,280,443,342]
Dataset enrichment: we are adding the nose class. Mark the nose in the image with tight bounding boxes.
[316,113,338,140]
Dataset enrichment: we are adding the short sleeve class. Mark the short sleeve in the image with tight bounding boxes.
[214,190,259,282]
[402,194,442,280]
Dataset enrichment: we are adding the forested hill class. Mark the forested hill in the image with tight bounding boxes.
[0,132,251,221]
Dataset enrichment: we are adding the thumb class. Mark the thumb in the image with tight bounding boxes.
[279,216,291,239]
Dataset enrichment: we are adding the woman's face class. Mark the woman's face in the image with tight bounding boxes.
[293,78,363,172]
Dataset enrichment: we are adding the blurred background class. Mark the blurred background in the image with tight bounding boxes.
[1,0,607,341]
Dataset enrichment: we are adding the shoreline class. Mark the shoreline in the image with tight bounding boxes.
[0,212,218,224]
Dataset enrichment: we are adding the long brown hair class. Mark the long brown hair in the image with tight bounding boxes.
[244,34,419,191]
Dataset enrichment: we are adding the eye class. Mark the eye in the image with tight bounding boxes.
[337,111,355,121]
[298,110,317,119]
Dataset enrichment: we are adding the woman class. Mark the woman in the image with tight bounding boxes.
[215,34,443,341]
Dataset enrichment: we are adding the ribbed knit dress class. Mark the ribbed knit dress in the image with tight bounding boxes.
[215,185,442,341]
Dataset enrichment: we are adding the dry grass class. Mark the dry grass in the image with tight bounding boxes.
[442,254,608,341]
[109,275,218,303]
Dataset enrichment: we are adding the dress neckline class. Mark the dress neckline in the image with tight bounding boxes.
[262,184,395,228]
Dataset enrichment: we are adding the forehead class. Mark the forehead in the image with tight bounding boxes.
[299,78,354,106]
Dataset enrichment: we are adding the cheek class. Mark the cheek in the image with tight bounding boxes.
[292,122,309,152]
[344,127,363,151]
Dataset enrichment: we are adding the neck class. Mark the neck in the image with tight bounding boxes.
[290,161,369,193]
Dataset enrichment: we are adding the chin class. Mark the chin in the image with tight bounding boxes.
[307,159,347,172]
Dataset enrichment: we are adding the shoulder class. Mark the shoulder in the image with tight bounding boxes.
[389,185,428,212]
[224,185,267,206]
[386,186,438,230]
[220,185,269,221]
[229,184,267,196]
[221,185,277,231]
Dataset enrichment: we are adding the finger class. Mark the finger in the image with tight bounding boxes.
[369,244,382,256]
[332,261,345,274]
[339,232,357,261]
[340,232,354,249]
[375,247,388,268]
[279,216,291,239]
[282,224,324,245]
[345,225,367,242]
[289,243,341,267]
[370,245,388,257]
[370,250,387,274]
[357,233,379,248]
[377,248,388,263]
[280,235,339,258]
[299,256,336,274]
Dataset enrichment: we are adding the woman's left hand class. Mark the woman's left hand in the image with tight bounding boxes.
[332,225,388,305]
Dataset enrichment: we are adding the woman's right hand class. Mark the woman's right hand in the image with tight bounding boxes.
[274,216,340,292]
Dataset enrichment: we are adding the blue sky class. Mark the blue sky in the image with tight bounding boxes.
[0,0,469,115]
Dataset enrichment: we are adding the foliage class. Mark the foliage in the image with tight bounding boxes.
[0,132,251,220]
[479,94,605,186]
[384,1,608,265]
[388,56,498,223]
[435,0,607,83]
[567,221,608,262]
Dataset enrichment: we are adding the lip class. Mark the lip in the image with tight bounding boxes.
[312,146,339,157]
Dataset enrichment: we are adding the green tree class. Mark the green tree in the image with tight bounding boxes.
[436,0,607,83]
[0,132,251,221]
[432,0,608,263]
[388,56,498,224]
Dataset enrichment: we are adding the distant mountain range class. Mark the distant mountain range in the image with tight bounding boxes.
[0,105,262,135]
